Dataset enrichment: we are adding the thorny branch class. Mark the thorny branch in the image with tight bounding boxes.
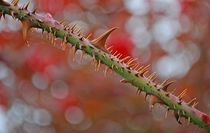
[0,0,210,132]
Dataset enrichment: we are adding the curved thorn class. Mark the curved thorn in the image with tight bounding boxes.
[174,112,182,124]
[32,8,37,14]
[162,80,176,92]
[91,27,118,49]
[120,79,128,83]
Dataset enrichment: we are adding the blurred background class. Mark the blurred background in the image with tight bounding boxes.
[0,0,210,132]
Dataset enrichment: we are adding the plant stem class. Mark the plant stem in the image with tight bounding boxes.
[0,2,210,132]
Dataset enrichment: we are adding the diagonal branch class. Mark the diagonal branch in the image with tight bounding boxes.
[0,0,210,132]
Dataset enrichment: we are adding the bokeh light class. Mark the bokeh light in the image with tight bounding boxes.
[0,0,209,132]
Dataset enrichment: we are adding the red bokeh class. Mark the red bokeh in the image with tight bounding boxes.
[107,33,134,58]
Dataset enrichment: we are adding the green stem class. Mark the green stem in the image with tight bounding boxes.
[0,2,210,132]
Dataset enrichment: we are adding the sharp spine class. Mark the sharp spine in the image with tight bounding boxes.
[12,0,19,6]
[91,27,118,51]
[97,60,101,71]
[162,80,176,92]
[177,89,187,99]
[188,98,197,106]
[23,1,30,10]
[139,65,151,77]
[120,79,128,83]
[120,56,130,62]
[104,66,109,76]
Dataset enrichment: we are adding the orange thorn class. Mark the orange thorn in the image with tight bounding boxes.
[115,53,121,58]
[143,70,149,77]
[112,51,118,56]
[177,89,187,99]
[120,56,130,62]
[188,98,197,106]
[106,45,113,51]
[21,20,32,45]
[117,54,123,59]
[91,27,118,50]
[137,66,144,71]
[61,35,67,50]
[147,72,156,81]
[127,58,137,65]
[51,36,55,46]
[133,64,140,70]
[86,33,92,39]
[160,80,168,86]
[12,0,19,6]
[139,65,151,76]
[130,63,137,69]
[109,49,114,54]
[192,102,199,108]
[72,46,76,61]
